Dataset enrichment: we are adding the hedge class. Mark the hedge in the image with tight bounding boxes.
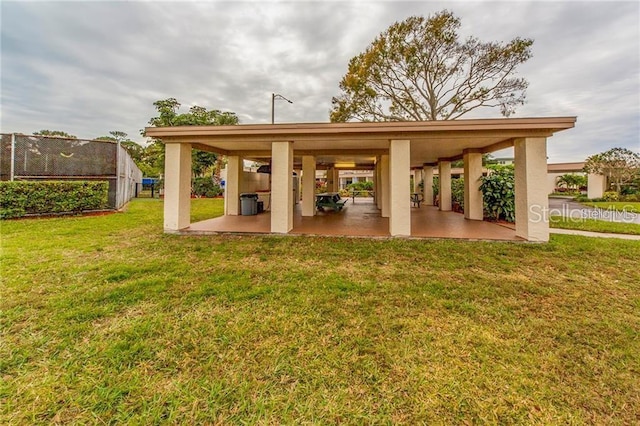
[0,181,109,219]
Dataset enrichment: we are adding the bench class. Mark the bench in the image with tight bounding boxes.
[316,192,348,211]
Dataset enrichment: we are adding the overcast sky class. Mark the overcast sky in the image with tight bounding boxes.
[1,0,638,162]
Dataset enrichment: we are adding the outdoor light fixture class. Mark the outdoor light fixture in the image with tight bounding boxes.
[271,93,293,124]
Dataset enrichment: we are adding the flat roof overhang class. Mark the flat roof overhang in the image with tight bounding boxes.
[145,117,576,168]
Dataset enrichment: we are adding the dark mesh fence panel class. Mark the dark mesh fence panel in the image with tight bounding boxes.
[13,135,117,177]
[1,134,141,209]
[0,134,12,181]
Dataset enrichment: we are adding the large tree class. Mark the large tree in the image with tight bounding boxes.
[330,10,533,122]
[583,147,640,194]
[95,131,158,176]
[145,98,239,179]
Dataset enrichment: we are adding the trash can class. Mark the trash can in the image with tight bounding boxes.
[257,200,264,214]
[240,193,258,215]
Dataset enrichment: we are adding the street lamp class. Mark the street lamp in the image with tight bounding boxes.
[271,93,293,124]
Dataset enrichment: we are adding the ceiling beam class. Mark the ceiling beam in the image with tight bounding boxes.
[192,143,229,155]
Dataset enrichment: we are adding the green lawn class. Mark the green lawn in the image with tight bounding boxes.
[581,201,640,213]
[550,215,640,235]
[2,199,639,423]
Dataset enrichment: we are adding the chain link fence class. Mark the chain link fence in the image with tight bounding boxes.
[0,134,142,209]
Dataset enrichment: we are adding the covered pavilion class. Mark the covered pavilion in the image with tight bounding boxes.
[145,117,576,242]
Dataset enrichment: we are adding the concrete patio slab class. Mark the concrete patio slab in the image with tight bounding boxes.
[180,199,522,241]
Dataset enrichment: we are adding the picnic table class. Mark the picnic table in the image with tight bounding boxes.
[316,192,348,211]
[411,193,423,208]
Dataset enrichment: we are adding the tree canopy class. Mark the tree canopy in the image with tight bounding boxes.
[95,131,155,176]
[330,10,533,122]
[145,98,239,179]
[33,130,77,138]
[583,147,640,194]
[148,98,239,127]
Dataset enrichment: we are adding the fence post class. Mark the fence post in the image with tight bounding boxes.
[10,133,16,181]
[116,140,121,208]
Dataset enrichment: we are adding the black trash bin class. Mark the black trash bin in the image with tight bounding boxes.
[257,200,264,214]
[240,193,258,215]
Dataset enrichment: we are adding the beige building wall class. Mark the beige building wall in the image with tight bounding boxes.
[587,174,607,199]
[240,171,270,193]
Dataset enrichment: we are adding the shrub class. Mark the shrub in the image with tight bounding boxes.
[603,191,619,202]
[480,165,515,222]
[0,181,109,219]
[347,180,374,196]
[192,177,222,197]
[451,177,464,211]
[432,176,439,198]
[621,194,640,202]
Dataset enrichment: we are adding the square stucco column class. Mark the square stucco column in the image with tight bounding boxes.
[587,173,606,199]
[164,143,192,232]
[332,168,340,191]
[380,154,390,218]
[438,160,452,211]
[463,150,484,220]
[376,156,382,210]
[224,155,242,216]
[514,137,549,242]
[294,169,301,204]
[390,140,411,236]
[271,141,294,233]
[413,169,423,194]
[423,166,434,205]
[302,155,316,217]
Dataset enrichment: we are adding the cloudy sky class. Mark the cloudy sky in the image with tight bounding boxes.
[1,0,638,162]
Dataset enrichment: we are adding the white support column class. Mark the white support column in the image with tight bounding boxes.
[324,167,333,192]
[271,141,294,233]
[294,169,301,204]
[438,160,452,211]
[163,143,192,232]
[376,156,382,210]
[389,140,411,236]
[463,150,484,220]
[423,165,434,206]
[514,137,549,242]
[414,168,423,194]
[381,154,390,218]
[302,155,316,217]
[587,173,606,199]
[224,155,242,216]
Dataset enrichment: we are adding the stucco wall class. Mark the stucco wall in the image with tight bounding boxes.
[241,171,270,193]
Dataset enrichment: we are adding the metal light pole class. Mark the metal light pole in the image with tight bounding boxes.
[271,93,293,124]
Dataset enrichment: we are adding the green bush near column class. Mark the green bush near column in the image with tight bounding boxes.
[0,181,109,219]
[480,165,515,222]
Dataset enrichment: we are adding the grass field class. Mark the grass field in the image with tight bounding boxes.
[550,215,640,235]
[581,201,640,214]
[2,199,639,423]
